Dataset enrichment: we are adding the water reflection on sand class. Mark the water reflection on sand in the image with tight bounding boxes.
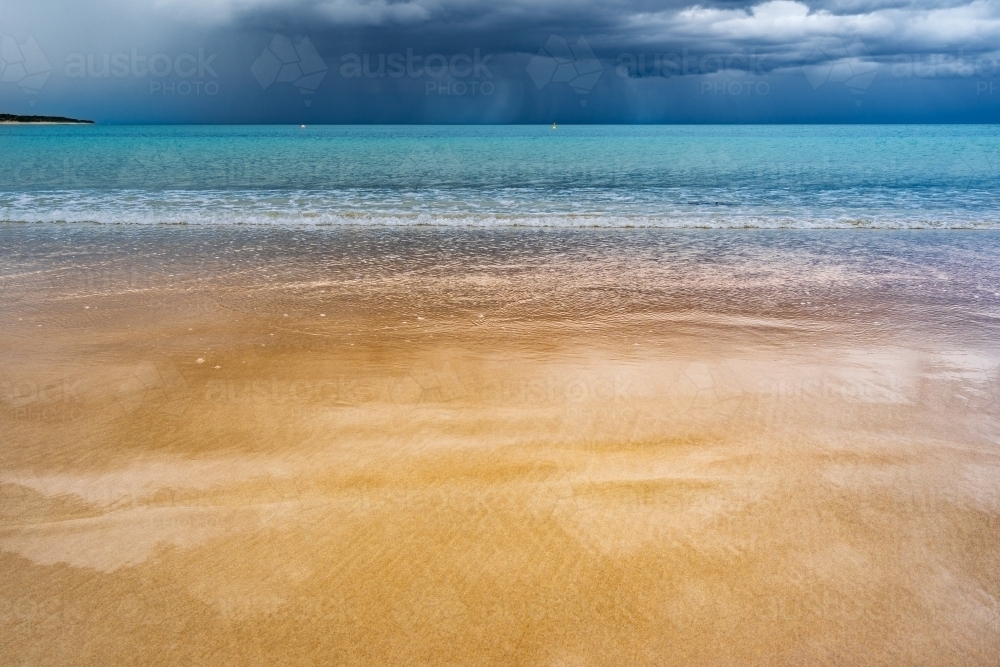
[2,226,999,665]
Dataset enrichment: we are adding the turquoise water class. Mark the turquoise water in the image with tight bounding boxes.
[2,125,999,228]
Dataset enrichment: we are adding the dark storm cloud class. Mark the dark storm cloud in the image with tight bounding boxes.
[2,0,998,122]
[7,0,999,56]
[196,0,1000,48]
[4,0,998,74]
[240,0,1000,85]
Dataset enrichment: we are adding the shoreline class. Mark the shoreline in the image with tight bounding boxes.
[2,219,1000,230]
[2,225,999,664]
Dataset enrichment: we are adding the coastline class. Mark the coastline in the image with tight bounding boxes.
[0,114,94,124]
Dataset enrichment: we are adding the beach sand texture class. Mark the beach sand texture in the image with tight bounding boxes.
[2,227,999,665]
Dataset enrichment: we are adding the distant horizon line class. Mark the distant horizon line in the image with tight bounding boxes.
[4,118,1000,127]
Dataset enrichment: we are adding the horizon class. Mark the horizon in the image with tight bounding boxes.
[5,119,1000,125]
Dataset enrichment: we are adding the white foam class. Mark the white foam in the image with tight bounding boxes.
[3,189,999,229]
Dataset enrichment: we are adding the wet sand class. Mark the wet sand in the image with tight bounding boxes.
[2,226,1000,665]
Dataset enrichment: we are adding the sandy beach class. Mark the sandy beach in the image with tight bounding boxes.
[2,226,999,665]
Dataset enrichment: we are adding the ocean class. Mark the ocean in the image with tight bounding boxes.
[2,124,999,228]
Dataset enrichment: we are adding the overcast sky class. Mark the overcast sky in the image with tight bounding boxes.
[1,0,998,122]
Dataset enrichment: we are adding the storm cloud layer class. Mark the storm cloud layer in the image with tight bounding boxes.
[1,0,999,122]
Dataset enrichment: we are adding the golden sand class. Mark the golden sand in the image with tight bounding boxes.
[1,228,999,665]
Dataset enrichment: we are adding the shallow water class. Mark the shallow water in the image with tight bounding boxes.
[2,124,1000,227]
[2,225,999,664]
